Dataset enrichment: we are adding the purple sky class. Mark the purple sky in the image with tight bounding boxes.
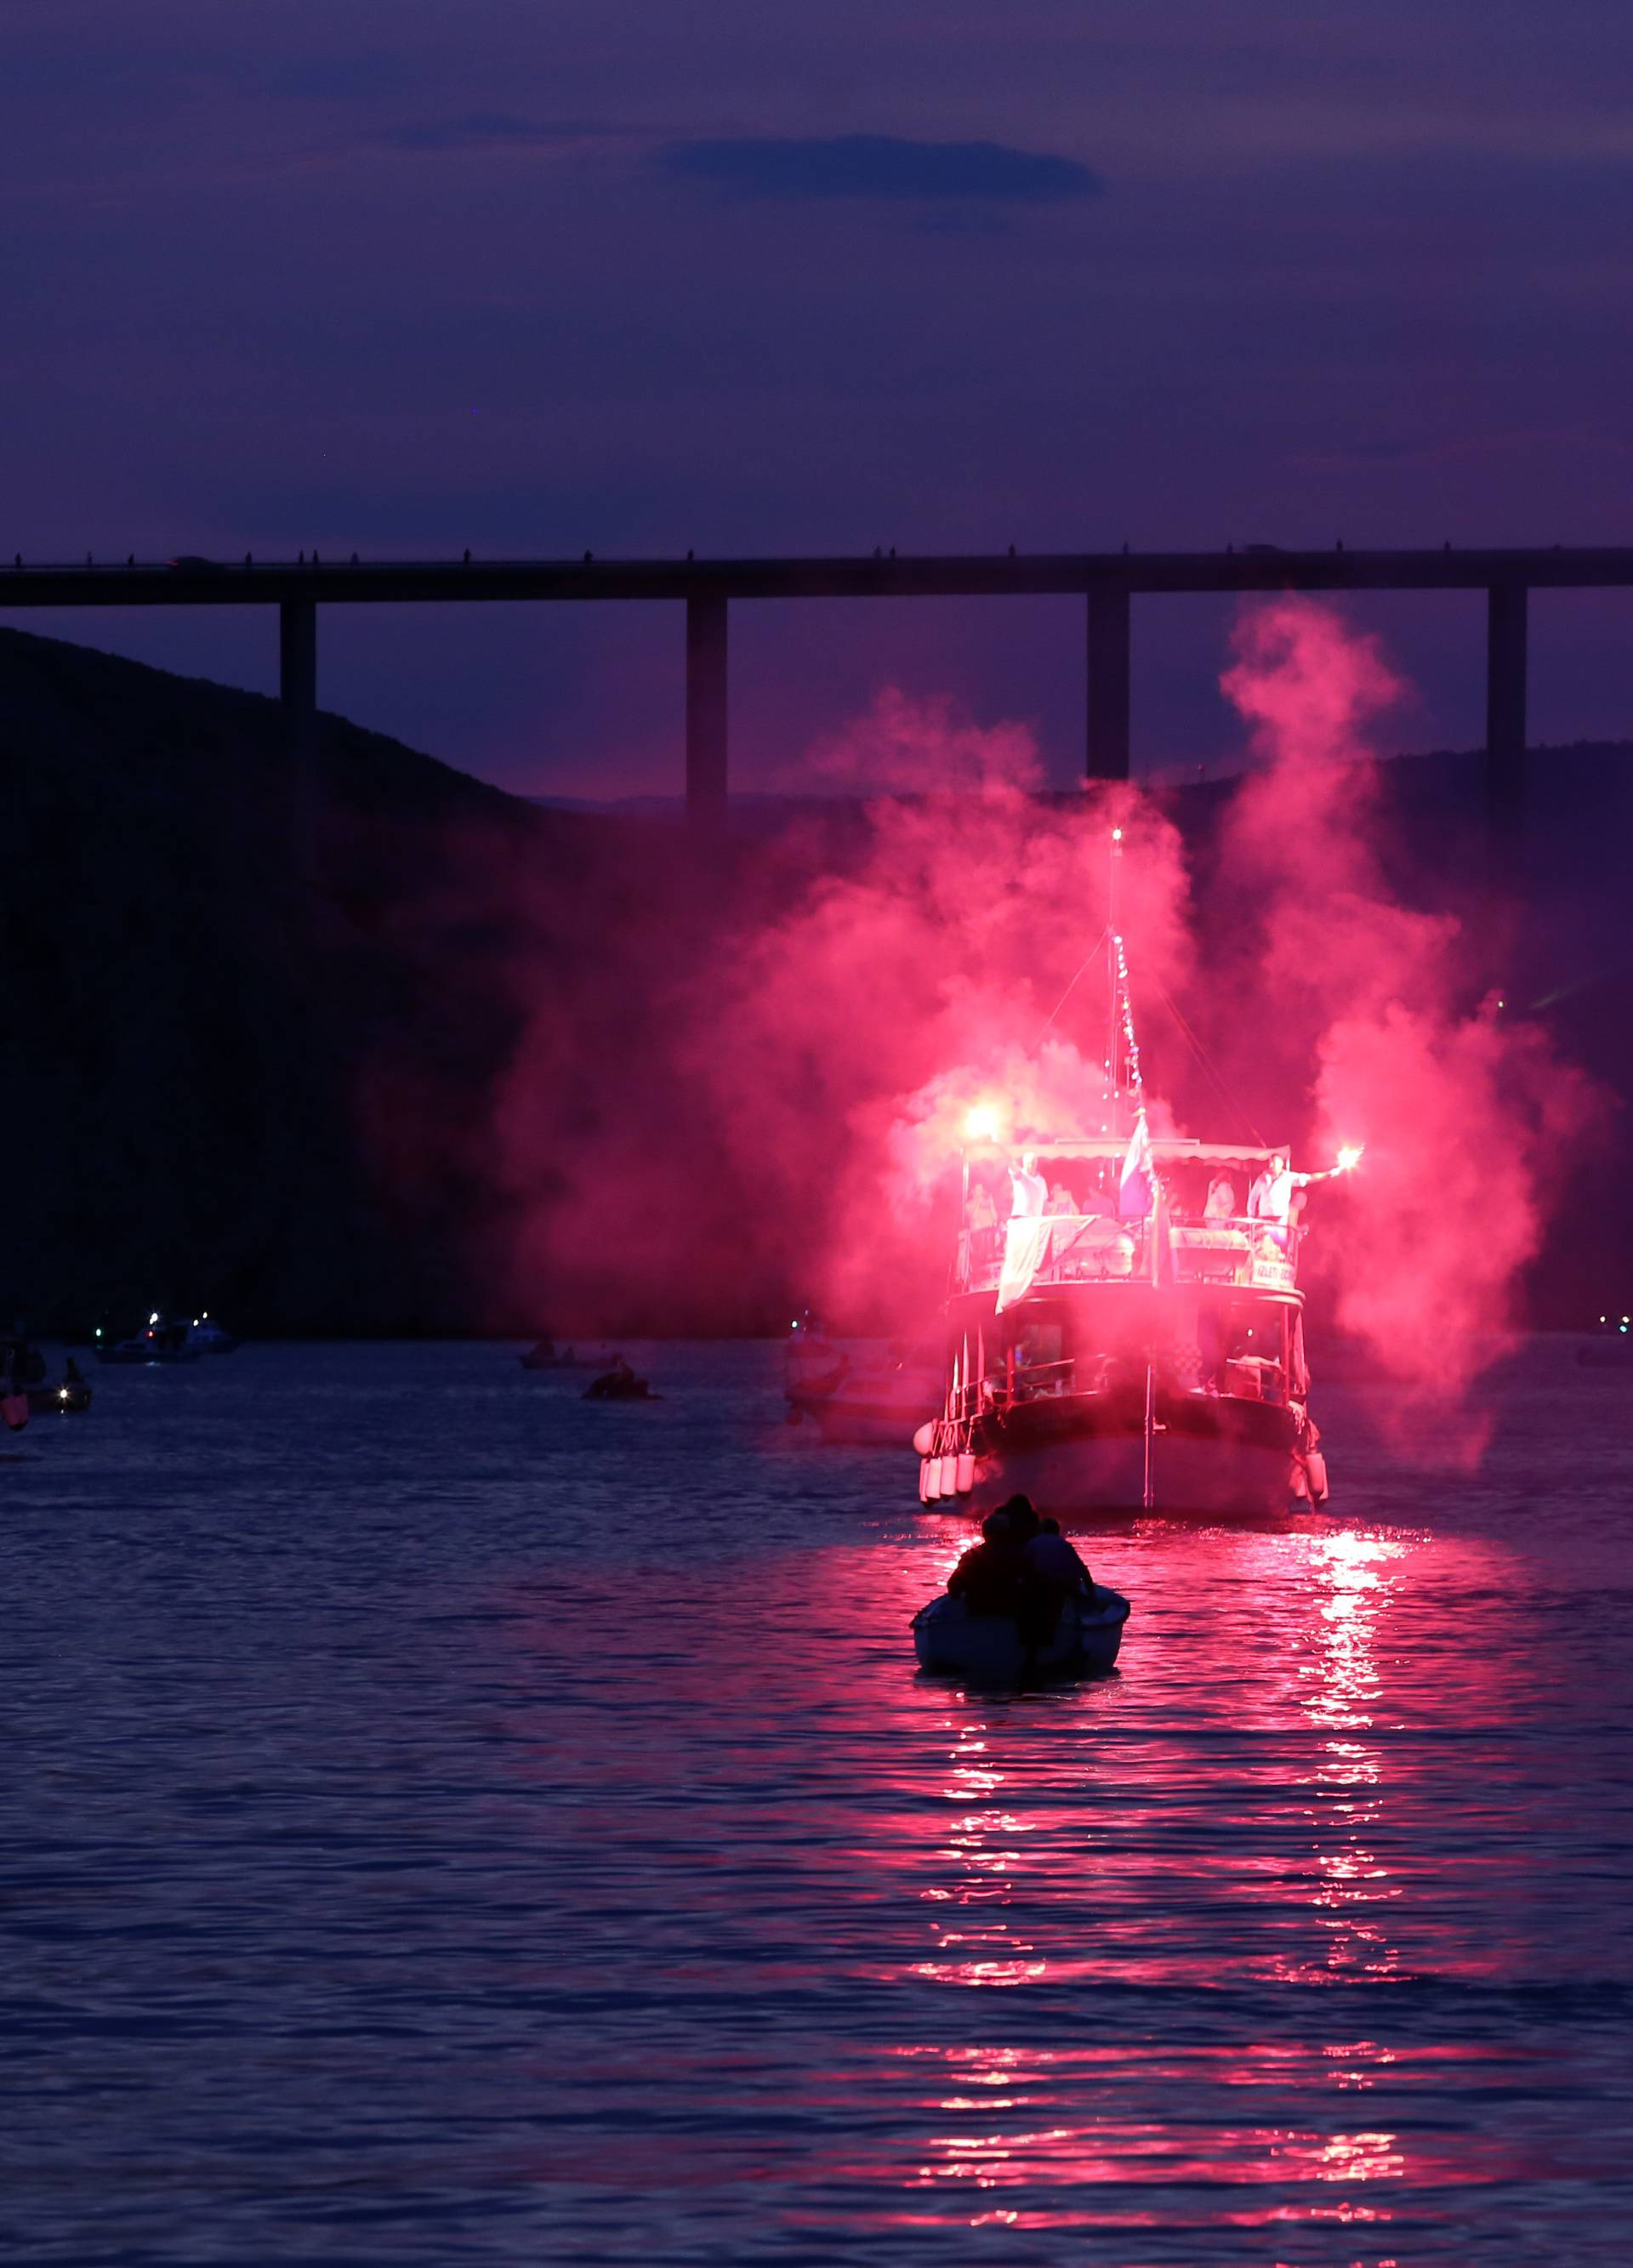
[4,1,1633,794]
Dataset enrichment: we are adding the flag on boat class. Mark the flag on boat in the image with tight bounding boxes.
[1148,1175,1175,1287]
[1118,1111,1154,1219]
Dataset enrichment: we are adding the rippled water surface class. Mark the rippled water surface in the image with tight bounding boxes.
[3,1339,1632,2264]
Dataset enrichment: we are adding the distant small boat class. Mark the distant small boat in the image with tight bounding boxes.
[783,1316,941,1444]
[521,1338,621,1372]
[28,1376,92,1415]
[0,1338,46,1387]
[96,1316,202,1365]
[912,1585,1130,1681]
[583,1361,659,1401]
[94,1311,239,1364]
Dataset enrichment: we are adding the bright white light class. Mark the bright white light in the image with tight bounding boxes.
[1336,1145,1364,1173]
[963,1103,1003,1142]
[1111,827,1124,843]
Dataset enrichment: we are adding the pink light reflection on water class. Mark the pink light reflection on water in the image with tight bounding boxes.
[846,1511,1533,2232]
[486,1437,1576,2249]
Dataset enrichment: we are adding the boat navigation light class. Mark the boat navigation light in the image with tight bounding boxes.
[1112,827,1124,843]
[963,1103,1003,1142]
[148,1310,159,1327]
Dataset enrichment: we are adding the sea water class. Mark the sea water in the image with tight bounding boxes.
[2,1339,1630,2264]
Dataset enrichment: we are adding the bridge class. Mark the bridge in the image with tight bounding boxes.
[6,544,1628,827]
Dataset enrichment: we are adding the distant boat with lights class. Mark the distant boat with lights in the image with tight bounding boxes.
[1578,1316,1633,1367]
[783,1312,942,1443]
[94,1311,240,1364]
[916,881,1351,1521]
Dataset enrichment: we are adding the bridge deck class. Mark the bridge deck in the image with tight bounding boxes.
[1,545,1630,608]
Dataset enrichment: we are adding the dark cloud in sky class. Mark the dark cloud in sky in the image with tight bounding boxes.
[657,134,1102,203]
[381,112,607,153]
[2,1,1633,793]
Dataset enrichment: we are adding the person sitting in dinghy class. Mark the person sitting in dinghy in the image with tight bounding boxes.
[1026,1515,1094,1598]
[949,1505,1060,1643]
[947,1511,1030,1617]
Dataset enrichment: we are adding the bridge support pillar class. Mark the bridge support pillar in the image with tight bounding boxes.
[280,599,318,876]
[1485,583,1527,838]
[280,599,317,759]
[686,594,728,832]
[1086,586,1131,782]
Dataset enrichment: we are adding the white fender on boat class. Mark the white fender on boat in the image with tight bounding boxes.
[926,1456,945,1499]
[912,1420,936,1457]
[954,1452,975,1494]
[919,1456,932,1503]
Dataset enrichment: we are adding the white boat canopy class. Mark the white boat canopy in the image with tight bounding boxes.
[969,1137,1291,1165]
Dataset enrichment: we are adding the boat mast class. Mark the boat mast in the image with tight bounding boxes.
[1107,826,1158,1510]
[1107,827,1122,1143]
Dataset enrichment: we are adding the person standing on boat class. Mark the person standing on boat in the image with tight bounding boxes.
[1008,1151,1047,1218]
[1248,1153,1312,1225]
[1203,1171,1238,1223]
[1249,1153,1346,1246]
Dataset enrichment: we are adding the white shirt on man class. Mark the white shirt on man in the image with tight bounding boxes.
[1009,1162,1047,1219]
[1248,1167,1312,1225]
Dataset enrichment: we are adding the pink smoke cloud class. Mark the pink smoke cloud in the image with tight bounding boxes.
[1218,596,1600,1426]
[462,622,1598,1462]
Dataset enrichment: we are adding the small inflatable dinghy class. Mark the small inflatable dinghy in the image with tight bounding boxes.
[912,1585,1130,1682]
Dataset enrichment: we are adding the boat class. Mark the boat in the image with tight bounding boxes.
[1578,1318,1633,1367]
[28,1375,92,1415]
[185,1313,240,1355]
[95,1314,204,1364]
[0,1335,46,1388]
[913,1585,1131,1680]
[783,1312,941,1443]
[916,913,1338,1521]
[583,1359,659,1401]
[520,1337,622,1371]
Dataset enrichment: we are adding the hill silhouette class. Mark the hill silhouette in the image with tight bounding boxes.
[1,623,1628,1336]
[0,627,634,1332]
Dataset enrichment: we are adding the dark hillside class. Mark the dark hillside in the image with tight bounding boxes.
[0,628,634,1332]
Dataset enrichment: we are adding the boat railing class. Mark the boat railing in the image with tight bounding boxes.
[956,1213,1303,1297]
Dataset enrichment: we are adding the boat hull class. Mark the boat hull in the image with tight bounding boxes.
[913,1586,1130,1681]
[923,1390,1323,1520]
[788,1391,929,1445]
[96,1344,202,1365]
[970,1435,1298,1519]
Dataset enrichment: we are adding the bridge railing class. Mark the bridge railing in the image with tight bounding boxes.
[957,1214,1304,1297]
